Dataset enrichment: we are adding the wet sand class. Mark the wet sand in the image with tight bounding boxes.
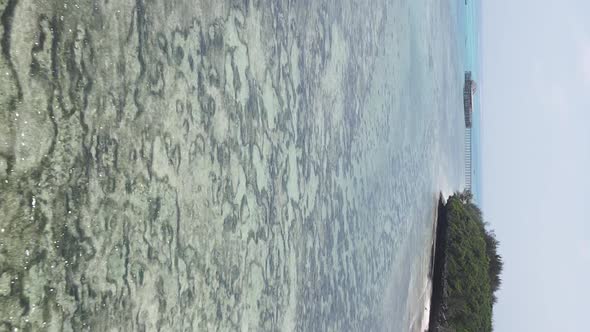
[408,196,440,332]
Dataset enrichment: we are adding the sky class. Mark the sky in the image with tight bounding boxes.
[482,0,590,331]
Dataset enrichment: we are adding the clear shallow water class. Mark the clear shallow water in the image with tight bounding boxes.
[0,0,465,330]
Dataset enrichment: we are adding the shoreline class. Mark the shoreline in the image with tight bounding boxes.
[419,194,444,332]
[420,195,442,332]
[427,196,450,332]
[409,194,443,332]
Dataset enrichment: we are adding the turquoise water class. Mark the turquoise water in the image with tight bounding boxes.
[0,1,469,330]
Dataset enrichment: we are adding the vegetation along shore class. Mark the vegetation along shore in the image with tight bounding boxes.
[428,192,503,332]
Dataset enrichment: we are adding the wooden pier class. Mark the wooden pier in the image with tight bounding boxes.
[465,128,472,191]
[463,71,476,191]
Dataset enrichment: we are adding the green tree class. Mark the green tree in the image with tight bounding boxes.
[437,194,503,331]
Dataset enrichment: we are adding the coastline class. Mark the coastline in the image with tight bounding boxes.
[419,197,442,332]
[425,194,502,331]
[410,194,442,332]
[427,197,450,332]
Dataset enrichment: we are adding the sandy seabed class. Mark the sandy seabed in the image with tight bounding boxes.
[0,1,464,330]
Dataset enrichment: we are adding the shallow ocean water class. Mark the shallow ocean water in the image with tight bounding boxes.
[0,0,465,330]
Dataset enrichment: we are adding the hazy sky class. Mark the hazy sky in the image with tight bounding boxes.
[482,0,590,331]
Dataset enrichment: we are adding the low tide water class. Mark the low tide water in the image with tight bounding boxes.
[0,0,468,330]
